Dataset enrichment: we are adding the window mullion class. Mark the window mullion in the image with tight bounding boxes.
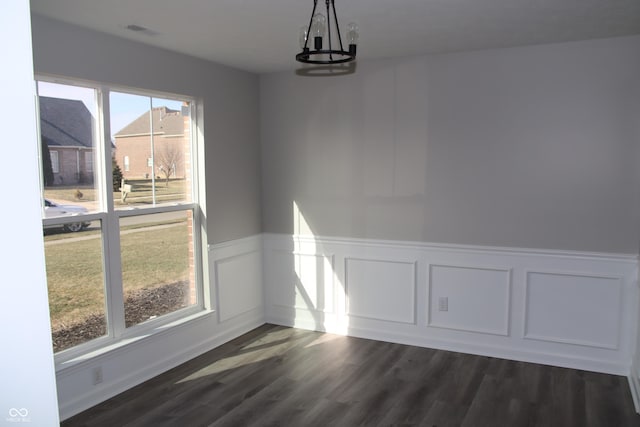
[100,87,114,214]
[99,88,126,338]
[104,215,126,337]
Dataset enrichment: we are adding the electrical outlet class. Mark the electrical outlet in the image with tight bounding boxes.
[92,367,103,385]
[438,297,448,312]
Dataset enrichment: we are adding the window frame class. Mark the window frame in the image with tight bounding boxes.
[36,75,208,365]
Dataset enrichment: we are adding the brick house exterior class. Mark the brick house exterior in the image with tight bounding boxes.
[39,96,95,186]
[114,106,190,181]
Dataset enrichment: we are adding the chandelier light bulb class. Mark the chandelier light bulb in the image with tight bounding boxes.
[346,22,359,45]
[311,13,326,38]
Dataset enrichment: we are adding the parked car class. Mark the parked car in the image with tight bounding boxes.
[44,199,91,232]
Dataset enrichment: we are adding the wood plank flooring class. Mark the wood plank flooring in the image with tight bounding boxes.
[62,324,640,426]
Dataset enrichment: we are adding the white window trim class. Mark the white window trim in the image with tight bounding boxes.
[36,75,208,365]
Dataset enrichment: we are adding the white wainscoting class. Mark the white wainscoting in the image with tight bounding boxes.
[630,286,640,412]
[55,233,640,419]
[57,235,264,421]
[263,233,638,376]
[524,271,622,350]
[631,359,640,413]
[429,264,511,336]
[213,237,264,323]
[346,258,417,324]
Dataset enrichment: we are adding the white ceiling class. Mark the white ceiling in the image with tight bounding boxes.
[30,0,640,74]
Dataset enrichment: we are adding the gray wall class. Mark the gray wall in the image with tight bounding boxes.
[260,36,640,253]
[31,14,262,244]
[30,16,640,253]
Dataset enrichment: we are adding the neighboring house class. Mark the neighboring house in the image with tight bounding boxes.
[39,96,95,186]
[114,106,189,180]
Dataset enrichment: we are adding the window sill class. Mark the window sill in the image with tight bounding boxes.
[55,309,216,375]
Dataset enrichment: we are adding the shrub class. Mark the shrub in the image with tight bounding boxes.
[112,158,124,191]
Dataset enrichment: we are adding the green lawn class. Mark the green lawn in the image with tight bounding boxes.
[45,220,191,330]
[120,221,190,290]
[44,178,188,207]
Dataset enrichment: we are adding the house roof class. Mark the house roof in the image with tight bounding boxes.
[115,107,184,138]
[39,96,94,148]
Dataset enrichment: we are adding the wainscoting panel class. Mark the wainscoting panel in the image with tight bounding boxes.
[428,264,510,336]
[524,271,622,349]
[215,250,263,323]
[345,258,416,324]
[263,233,638,376]
[266,250,335,314]
[294,253,335,313]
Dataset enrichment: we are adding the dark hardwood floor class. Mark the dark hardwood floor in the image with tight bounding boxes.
[62,324,640,426]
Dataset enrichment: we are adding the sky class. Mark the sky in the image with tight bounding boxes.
[37,81,184,139]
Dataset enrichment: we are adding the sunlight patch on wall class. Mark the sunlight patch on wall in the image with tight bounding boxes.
[292,201,348,334]
[293,200,314,237]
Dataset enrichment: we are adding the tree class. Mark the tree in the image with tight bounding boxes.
[156,143,182,187]
[112,157,123,191]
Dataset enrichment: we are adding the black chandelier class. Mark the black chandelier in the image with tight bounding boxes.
[296,0,358,65]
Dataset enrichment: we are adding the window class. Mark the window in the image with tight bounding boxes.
[50,150,59,174]
[36,78,204,357]
[85,151,93,173]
